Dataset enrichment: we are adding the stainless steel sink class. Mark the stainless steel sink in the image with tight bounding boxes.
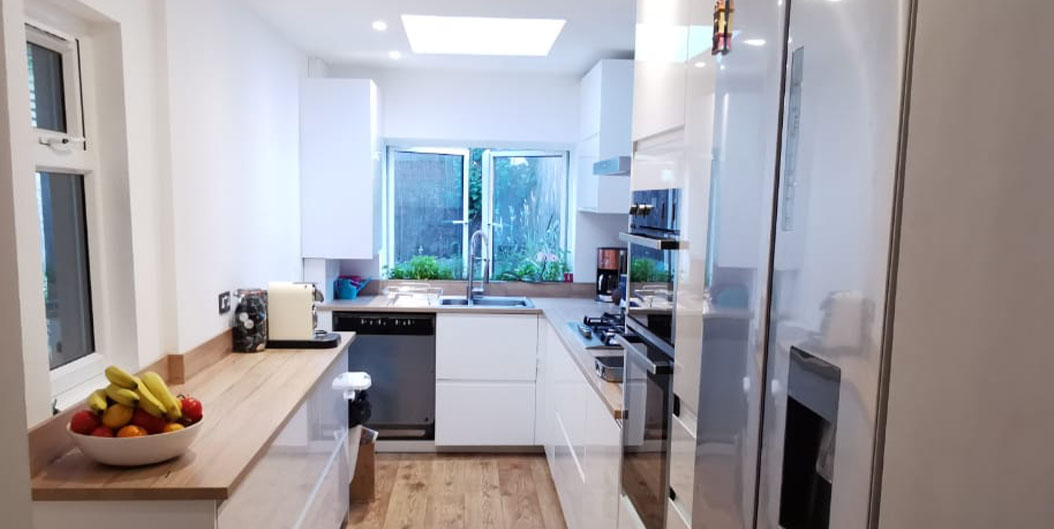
[438,296,534,308]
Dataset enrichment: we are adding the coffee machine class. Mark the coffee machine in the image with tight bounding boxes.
[267,281,340,349]
[595,247,627,303]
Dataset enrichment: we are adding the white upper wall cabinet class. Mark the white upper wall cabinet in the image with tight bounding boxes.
[631,0,691,142]
[578,59,634,214]
[300,79,382,259]
[580,59,634,159]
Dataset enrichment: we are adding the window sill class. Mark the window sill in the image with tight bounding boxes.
[52,372,108,414]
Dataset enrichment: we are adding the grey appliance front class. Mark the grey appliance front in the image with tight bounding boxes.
[757,0,913,526]
[335,312,436,440]
[686,0,789,527]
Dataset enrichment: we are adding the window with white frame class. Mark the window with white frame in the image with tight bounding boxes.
[26,23,100,391]
[384,147,570,282]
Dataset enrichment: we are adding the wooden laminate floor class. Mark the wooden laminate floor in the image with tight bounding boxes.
[348,453,567,529]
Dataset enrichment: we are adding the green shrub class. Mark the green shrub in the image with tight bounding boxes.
[386,255,455,280]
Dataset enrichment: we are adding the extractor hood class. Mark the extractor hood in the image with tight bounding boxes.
[593,156,631,176]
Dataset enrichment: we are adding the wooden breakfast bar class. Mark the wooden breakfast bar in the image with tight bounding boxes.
[30,333,357,529]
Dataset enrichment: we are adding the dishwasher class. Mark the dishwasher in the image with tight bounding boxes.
[333,312,435,440]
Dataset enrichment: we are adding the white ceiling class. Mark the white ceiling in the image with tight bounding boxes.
[238,0,636,75]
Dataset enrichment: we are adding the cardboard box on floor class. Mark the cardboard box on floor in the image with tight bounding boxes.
[350,430,375,502]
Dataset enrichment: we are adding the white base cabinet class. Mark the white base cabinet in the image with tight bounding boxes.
[540,321,621,529]
[435,381,536,446]
[434,313,540,446]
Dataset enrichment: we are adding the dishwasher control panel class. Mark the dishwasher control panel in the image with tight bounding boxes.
[333,312,436,335]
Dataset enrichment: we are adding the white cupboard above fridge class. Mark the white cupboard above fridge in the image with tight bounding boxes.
[631,0,691,142]
[577,59,633,214]
[299,78,382,259]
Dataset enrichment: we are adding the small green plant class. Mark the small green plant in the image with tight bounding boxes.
[630,258,671,283]
[386,255,455,280]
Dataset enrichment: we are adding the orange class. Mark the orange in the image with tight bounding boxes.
[116,425,147,438]
[102,404,134,429]
[162,423,185,433]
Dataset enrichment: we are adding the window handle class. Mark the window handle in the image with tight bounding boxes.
[39,135,86,152]
[451,220,468,225]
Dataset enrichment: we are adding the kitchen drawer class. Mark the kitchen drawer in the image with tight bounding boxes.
[553,408,586,529]
[298,430,350,529]
[581,388,622,529]
[666,497,690,529]
[619,493,646,529]
[669,413,696,525]
[435,381,536,446]
[436,313,538,381]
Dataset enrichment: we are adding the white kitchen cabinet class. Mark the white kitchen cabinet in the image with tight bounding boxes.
[578,59,633,214]
[581,59,635,160]
[217,349,350,528]
[435,313,538,381]
[666,499,691,529]
[300,78,382,259]
[668,412,696,525]
[581,383,622,529]
[540,320,622,529]
[435,381,536,446]
[619,494,647,529]
[632,0,691,142]
[434,313,540,446]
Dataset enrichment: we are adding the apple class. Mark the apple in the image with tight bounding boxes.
[89,426,114,437]
[179,396,203,424]
[70,410,101,435]
[131,407,167,435]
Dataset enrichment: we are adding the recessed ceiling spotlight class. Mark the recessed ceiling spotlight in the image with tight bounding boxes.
[694,61,707,68]
[401,15,566,56]
[372,20,388,32]
[388,50,402,60]
[743,38,766,46]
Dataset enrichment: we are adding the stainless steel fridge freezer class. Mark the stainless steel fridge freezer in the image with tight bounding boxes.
[686,0,1054,528]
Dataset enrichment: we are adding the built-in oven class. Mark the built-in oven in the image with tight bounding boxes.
[615,331,674,529]
[620,188,681,353]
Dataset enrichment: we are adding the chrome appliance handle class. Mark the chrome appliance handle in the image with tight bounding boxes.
[619,232,683,250]
[613,334,672,375]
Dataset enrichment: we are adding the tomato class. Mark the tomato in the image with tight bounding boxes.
[180,396,203,424]
[89,426,114,437]
[70,410,101,435]
[131,407,167,434]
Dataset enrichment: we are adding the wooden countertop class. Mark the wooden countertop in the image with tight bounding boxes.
[531,298,627,420]
[31,333,355,502]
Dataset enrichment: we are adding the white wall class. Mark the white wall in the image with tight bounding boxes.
[0,0,37,522]
[165,0,306,351]
[328,65,580,147]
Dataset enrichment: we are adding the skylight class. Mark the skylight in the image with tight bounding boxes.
[401,15,567,56]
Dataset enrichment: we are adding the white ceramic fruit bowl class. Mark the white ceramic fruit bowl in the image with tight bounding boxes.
[67,420,203,467]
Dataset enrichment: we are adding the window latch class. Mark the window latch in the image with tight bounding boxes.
[39,135,86,152]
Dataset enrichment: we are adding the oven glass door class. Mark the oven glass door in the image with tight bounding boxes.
[626,242,676,348]
[620,333,673,529]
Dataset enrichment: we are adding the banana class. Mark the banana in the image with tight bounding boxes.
[104,366,139,390]
[105,384,140,407]
[136,383,168,418]
[141,371,182,421]
[87,389,108,414]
